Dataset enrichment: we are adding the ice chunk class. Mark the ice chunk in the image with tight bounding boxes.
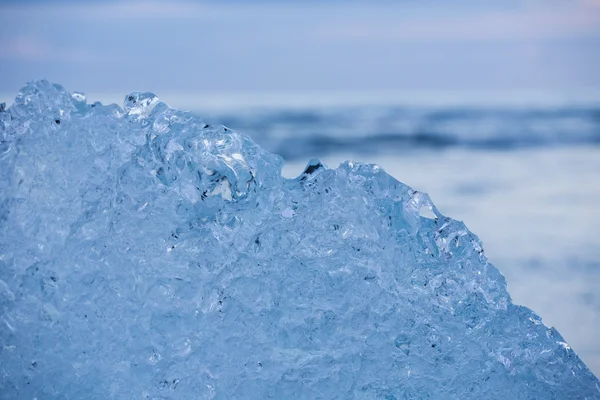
[0,81,598,399]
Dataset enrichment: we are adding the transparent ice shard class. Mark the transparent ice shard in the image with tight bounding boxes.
[0,80,598,399]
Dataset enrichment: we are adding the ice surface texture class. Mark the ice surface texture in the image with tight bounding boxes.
[0,81,598,399]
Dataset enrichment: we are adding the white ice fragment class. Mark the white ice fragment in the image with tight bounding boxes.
[231,153,245,161]
[211,177,233,200]
[165,139,184,159]
[281,207,294,218]
[182,183,199,203]
[559,341,572,350]
[71,92,86,102]
[123,92,159,117]
[419,205,436,219]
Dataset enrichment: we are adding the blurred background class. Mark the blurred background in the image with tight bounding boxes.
[1,0,599,375]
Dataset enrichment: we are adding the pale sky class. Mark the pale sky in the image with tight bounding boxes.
[1,0,600,97]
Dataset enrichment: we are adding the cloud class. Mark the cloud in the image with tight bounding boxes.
[0,1,220,21]
[0,0,599,92]
[581,0,600,8]
[0,37,50,61]
[69,1,212,20]
[314,8,600,42]
[0,37,97,62]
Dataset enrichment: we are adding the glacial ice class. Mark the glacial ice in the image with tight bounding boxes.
[0,80,598,399]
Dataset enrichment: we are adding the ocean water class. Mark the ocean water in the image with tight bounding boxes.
[196,103,600,376]
[204,105,600,160]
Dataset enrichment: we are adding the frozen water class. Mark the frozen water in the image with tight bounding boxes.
[0,81,598,399]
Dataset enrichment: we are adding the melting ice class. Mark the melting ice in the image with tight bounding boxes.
[0,81,598,399]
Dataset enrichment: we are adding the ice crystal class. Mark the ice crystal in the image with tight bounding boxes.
[0,81,598,399]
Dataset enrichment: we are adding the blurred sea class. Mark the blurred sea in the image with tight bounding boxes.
[207,105,600,160]
[196,100,600,376]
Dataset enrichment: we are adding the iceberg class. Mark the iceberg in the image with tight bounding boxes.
[0,81,598,399]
